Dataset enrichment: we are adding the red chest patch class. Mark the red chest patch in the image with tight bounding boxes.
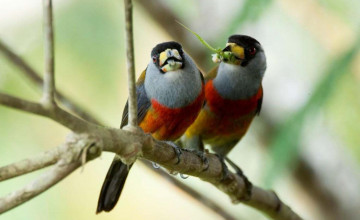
[205,80,262,117]
[139,86,205,140]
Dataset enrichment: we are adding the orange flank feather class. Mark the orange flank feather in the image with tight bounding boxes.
[139,85,205,141]
[185,79,263,145]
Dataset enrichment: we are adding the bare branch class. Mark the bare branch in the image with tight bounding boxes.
[0,93,98,133]
[0,128,302,219]
[105,129,302,220]
[123,0,138,128]
[0,150,57,182]
[0,39,101,125]
[0,93,48,116]
[0,161,80,213]
[0,40,43,87]
[0,119,302,219]
[0,133,102,214]
[0,144,70,181]
[42,0,55,106]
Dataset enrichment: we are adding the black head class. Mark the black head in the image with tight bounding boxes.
[151,41,185,73]
[222,35,262,66]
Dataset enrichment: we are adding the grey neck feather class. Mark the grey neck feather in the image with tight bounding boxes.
[213,51,266,100]
[144,53,202,108]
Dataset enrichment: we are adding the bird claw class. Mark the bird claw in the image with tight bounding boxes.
[165,141,182,165]
[152,162,161,169]
[225,157,252,201]
[215,154,230,181]
[238,170,252,201]
[194,150,209,171]
[180,173,189,179]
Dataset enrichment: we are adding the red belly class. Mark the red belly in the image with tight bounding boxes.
[139,88,204,141]
[185,80,262,139]
[205,80,262,117]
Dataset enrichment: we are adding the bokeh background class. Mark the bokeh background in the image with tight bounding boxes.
[1,0,360,219]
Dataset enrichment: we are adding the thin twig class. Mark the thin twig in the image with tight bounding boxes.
[0,93,48,116]
[0,40,43,87]
[0,39,101,124]
[0,93,97,133]
[123,0,137,127]
[42,0,55,106]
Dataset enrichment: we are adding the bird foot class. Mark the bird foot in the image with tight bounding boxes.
[194,150,209,171]
[215,154,231,181]
[164,141,182,165]
[225,157,252,201]
[180,148,209,171]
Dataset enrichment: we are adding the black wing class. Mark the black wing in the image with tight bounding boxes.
[97,70,150,213]
[120,71,151,128]
[255,87,263,116]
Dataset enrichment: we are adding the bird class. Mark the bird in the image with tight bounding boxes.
[181,35,266,199]
[97,41,205,213]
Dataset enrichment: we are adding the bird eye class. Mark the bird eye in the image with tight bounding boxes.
[249,47,256,55]
[152,56,157,63]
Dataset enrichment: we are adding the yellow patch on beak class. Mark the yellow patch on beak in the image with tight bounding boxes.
[226,43,245,60]
[159,51,168,66]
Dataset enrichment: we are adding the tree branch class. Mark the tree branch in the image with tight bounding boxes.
[123,0,138,128]
[0,92,99,133]
[103,129,302,220]
[0,161,79,213]
[0,93,48,116]
[0,146,61,181]
[0,39,101,125]
[0,133,101,214]
[0,40,43,87]
[0,128,302,219]
[42,0,56,106]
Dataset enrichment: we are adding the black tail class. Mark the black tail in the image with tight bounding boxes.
[97,155,132,213]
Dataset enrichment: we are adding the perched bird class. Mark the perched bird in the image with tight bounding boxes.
[181,35,266,198]
[97,41,205,213]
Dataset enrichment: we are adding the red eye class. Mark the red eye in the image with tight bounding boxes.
[249,47,256,55]
[152,56,157,63]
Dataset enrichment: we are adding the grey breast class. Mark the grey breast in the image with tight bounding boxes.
[144,53,202,109]
[213,52,266,100]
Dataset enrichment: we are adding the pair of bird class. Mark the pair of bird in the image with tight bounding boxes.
[97,35,267,213]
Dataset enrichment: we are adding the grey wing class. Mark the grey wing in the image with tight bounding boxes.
[120,83,151,128]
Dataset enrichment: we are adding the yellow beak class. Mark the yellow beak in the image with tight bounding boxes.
[159,49,183,72]
[225,43,245,60]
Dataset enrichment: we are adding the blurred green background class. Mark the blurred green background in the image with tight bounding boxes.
[0,0,360,219]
